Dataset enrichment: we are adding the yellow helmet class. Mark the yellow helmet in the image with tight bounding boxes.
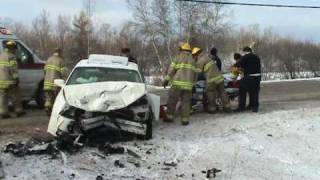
[180,42,192,51]
[192,47,202,55]
[5,40,17,49]
[6,40,16,46]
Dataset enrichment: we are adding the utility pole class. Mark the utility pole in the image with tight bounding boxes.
[179,1,182,40]
[86,0,95,57]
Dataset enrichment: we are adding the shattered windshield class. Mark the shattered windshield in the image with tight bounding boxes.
[67,67,142,85]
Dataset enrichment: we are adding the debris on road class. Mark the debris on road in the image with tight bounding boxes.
[127,157,141,167]
[161,167,171,171]
[163,160,178,167]
[96,175,104,180]
[204,168,222,178]
[99,143,125,156]
[3,138,59,158]
[114,160,125,168]
[127,148,141,159]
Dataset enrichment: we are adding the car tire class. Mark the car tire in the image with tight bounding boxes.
[35,86,45,109]
[138,109,153,140]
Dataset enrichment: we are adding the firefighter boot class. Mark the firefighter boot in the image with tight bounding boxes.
[207,106,217,114]
[1,114,11,119]
[163,114,174,123]
[223,107,232,113]
[16,111,26,117]
[181,117,190,126]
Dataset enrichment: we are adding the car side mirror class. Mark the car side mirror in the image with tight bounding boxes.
[54,79,65,87]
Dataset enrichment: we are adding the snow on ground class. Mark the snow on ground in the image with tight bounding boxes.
[1,101,320,180]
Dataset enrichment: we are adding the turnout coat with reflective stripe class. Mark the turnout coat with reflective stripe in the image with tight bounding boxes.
[0,50,16,89]
[197,53,224,85]
[44,54,67,91]
[165,51,197,91]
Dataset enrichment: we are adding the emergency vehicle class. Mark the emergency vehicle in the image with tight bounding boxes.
[0,27,45,107]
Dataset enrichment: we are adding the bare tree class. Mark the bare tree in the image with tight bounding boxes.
[56,15,71,51]
[71,11,89,62]
[32,10,51,58]
[127,0,166,75]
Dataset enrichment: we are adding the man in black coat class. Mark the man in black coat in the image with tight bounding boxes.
[210,47,222,71]
[236,46,261,112]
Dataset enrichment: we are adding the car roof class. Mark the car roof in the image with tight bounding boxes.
[75,54,139,71]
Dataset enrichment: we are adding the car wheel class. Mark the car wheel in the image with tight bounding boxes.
[35,86,45,109]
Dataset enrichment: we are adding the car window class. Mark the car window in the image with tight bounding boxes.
[67,67,142,85]
[2,40,34,64]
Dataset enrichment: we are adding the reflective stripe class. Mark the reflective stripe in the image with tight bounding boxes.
[0,61,11,67]
[194,68,202,73]
[207,75,224,84]
[0,80,14,84]
[249,73,261,77]
[172,80,194,90]
[10,61,17,67]
[181,117,190,122]
[172,62,198,72]
[45,100,53,108]
[0,80,14,89]
[13,73,19,79]
[170,62,176,68]
[204,61,216,72]
[44,81,57,90]
[45,65,63,73]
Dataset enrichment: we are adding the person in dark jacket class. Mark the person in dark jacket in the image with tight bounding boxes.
[121,48,138,64]
[235,46,261,112]
[210,47,222,71]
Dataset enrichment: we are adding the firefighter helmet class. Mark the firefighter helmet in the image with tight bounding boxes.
[5,40,17,49]
[180,43,192,51]
[192,47,202,55]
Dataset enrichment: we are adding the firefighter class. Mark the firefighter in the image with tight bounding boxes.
[44,48,68,115]
[193,47,231,113]
[163,43,196,126]
[0,40,25,118]
[236,46,261,113]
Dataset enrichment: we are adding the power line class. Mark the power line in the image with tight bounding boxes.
[176,0,320,9]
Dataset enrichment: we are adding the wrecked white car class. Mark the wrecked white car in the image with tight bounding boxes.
[47,55,160,140]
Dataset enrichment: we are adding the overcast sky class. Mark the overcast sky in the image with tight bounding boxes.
[1,0,320,42]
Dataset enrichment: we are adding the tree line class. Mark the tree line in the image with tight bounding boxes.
[3,0,320,80]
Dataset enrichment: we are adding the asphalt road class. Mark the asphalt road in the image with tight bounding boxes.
[149,79,320,105]
[260,79,320,102]
[1,79,320,143]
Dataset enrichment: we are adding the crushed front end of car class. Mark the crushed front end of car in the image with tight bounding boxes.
[47,82,159,140]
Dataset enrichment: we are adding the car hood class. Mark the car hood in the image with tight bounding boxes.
[63,81,146,112]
